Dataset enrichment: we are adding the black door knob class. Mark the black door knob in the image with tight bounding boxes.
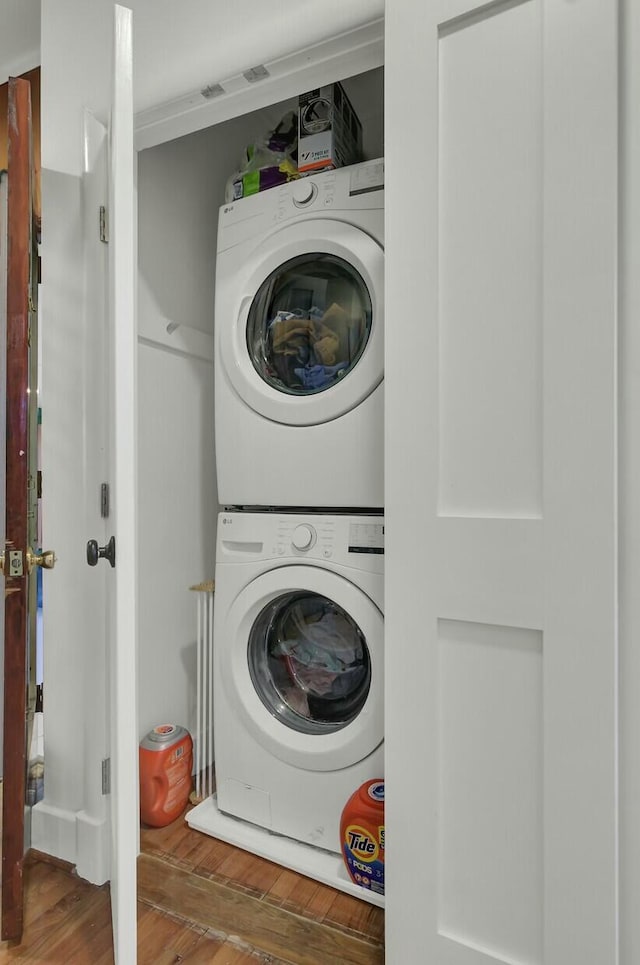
[87,536,116,568]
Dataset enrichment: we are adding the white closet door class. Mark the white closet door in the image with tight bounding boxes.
[384,1,618,963]
[108,5,137,962]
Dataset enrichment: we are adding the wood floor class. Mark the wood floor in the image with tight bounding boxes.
[0,802,384,963]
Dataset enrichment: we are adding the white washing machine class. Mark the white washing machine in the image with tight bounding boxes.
[211,510,384,855]
[215,159,384,509]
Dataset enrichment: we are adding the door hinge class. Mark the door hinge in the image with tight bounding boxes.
[35,683,43,713]
[99,205,108,244]
[101,483,110,519]
[101,758,111,795]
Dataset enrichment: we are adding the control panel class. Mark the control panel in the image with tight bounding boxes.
[275,516,336,559]
[218,512,384,569]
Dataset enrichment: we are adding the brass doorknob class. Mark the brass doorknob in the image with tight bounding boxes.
[0,549,56,576]
[26,548,57,573]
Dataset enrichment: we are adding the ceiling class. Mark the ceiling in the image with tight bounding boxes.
[0,0,40,79]
[2,0,383,114]
[130,0,383,114]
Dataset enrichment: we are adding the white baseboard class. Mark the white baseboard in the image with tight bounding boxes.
[31,800,110,885]
[76,809,110,884]
[31,801,77,863]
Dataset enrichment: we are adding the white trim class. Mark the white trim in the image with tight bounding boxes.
[31,801,78,866]
[110,6,138,963]
[75,810,110,884]
[620,0,640,958]
[134,18,384,151]
[30,803,110,885]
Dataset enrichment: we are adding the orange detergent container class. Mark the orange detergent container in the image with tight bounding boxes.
[139,724,193,828]
[340,779,385,896]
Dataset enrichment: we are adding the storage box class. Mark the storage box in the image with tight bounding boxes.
[298,83,362,174]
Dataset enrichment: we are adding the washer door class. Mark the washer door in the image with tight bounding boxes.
[218,220,384,426]
[222,565,384,771]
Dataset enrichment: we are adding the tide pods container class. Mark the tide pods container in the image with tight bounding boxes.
[340,778,385,895]
[139,724,193,828]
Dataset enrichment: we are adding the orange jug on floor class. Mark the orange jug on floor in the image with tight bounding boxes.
[139,724,193,827]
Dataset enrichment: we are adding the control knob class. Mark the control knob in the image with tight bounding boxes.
[291,524,316,551]
[292,180,317,206]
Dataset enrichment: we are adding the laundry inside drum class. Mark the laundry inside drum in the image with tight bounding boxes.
[248,590,372,734]
[246,253,373,395]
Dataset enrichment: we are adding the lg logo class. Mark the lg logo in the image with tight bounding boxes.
[222,517,233,525]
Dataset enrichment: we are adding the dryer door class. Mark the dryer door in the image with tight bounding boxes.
[222,565,383,771]
[218,220,383,426]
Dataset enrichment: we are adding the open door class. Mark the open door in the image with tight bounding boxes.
[79,5,137,962]
[1,76,53,942]
[385,0,618,962]
[106,6,138,962]
[79,6,137,961]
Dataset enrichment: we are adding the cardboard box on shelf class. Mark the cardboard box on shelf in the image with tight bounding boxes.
[298,82,362,175]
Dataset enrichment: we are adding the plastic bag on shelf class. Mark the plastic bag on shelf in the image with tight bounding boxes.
[225,110,299,202]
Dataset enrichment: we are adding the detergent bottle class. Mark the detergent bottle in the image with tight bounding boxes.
[340,779,385,895]
[139,724,193,828]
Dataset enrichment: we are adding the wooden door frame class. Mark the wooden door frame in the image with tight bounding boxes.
[2,75,34,944]
[0,69,41,228]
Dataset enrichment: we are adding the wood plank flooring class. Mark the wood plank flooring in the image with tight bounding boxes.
[139,802,384,964]
[0,801,384,963]
[0,854,287,964]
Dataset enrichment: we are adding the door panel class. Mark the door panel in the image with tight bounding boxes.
[2,75,35,943]
[385,0,618,962]
[80,7,137,962]
[108,5,137,963]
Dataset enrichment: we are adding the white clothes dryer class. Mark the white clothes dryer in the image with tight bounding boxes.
[215,159,384,509]
[212,511,384,855]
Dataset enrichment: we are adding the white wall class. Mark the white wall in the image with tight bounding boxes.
[136,345,215,740]
[137,101,295,338]
[0,0,40,79]
[136,103,287,744]
[34,160,111,878]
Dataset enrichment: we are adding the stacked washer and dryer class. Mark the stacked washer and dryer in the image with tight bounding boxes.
[187,158,385,903]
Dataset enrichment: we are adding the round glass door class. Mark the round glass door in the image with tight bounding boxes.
[246,253,372,396]
[219,220,384,426]
[224,565,383,769]
[248,590,371,735]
